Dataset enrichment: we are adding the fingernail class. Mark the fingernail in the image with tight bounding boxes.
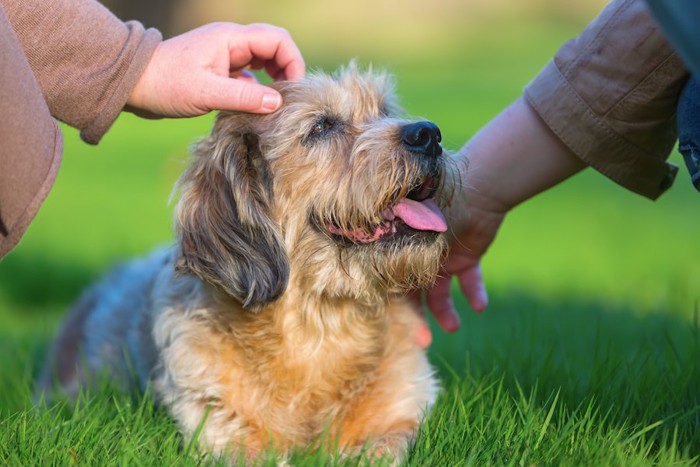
[416,321,432,348]
[262,93,281,111]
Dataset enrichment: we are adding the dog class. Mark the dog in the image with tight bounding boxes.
[38,63,455,462]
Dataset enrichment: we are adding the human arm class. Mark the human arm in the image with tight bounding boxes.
[1,0,304,144]
[1,0,161,143]
[425,0,688,331]
[426,97,586,332]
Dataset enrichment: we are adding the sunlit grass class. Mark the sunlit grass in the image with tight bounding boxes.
[1,6,699,464]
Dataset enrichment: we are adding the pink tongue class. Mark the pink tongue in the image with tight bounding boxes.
[392,198,447,232]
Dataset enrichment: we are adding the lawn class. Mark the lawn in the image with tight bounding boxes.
[1,4,699,465]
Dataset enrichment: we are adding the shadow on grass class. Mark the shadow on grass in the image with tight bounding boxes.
[0,252,104,312]
[1,255,698,459]
[427,287,700,457]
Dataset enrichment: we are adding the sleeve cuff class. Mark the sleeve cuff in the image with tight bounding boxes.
[524,60,678,200]
[79,23,162,145]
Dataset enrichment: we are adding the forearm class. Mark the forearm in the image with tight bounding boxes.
[1,0,161,143]
[524,0,686,200]
[432,96,587,323]
[457,97,586,217]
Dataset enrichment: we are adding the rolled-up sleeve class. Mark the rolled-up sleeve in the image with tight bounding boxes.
[1,0,162,144]
[524,0,688,199]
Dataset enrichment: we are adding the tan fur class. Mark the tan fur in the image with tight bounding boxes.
[39,63,456,462]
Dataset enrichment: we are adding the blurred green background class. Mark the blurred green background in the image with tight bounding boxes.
[1,0,699,427]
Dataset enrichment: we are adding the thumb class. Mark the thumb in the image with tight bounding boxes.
[208,76,283,113]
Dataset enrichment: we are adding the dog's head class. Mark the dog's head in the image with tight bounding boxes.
[175,63,453,310]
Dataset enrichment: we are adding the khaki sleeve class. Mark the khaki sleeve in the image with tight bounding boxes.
[1,0,162,144]
[524,0,689,199]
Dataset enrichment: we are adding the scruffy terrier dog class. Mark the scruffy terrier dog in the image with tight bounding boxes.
[38,64,454,461]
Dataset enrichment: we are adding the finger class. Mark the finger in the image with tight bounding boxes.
[247,57,266,71]
[265,61,285,81]
[207,76,282,113]
[247,59,290,82]
[258,55,298,82]
[406,289,432,347]
[425,277,461,332]
[235,24,306,80]
[458,266,489,312]
[416,320,432,348]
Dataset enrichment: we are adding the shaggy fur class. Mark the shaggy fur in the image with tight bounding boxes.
[38,64,456,462]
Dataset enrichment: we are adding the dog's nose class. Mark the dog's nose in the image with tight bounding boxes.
[401,121,442,158]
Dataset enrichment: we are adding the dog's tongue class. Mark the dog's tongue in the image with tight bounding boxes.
[392,198,447,232]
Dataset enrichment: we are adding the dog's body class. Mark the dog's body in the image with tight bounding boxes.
[39,65,453,460]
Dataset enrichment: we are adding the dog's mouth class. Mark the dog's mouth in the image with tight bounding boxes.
[324,176,447,244]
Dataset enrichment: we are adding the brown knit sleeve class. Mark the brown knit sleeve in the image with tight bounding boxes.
[1,0,162,144]
[524,0,688,200]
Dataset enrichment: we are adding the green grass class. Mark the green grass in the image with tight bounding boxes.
[2,7,700,465]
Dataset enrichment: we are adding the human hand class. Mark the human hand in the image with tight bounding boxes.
[126,23,305,118]
[417,97,585,342]
[412,186,505,347]
[412,148,506,344]
[423,190,506,333]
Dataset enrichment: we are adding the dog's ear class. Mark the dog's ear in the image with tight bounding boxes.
[175,115,289,310]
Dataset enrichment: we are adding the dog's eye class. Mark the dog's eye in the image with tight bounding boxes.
[309,118,335,137]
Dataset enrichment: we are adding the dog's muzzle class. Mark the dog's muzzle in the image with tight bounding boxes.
[323,120,448,246]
